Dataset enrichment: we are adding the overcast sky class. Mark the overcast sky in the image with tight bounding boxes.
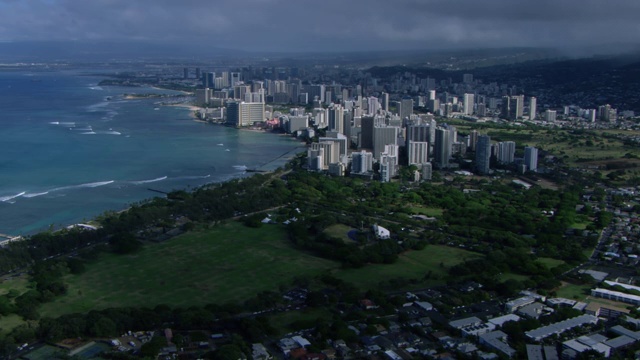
[1,0,639,52]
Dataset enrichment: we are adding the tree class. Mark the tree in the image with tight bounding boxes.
[140,336,167,358]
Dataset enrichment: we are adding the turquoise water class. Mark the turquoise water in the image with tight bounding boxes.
[0,70,301,235]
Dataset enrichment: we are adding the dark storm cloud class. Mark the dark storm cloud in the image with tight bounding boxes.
[0,0,639,51]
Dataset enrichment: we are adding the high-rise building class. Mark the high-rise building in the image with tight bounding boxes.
[233,85,250,100]
[379,155,396,182]
[230,72,241,87]
[497,141,516,164]
[463,93,474,116]
[398,98,414,121]
[226,101,265,127]
[195,67,201,80]
[183,67,189,79]
[351,151,373,174]
[381,92,389,111]
[469,130,479,151]
[434,128,451,169]
[360,116,374,150]
[544,110,557,122]
[598,104,617,122]
[408,141,429,165]
[510,95,524,120]
[524,146,538,172]
[373,126,399,160]
[529,97,537,120]
[328,104,344,134]
[462,73,474,84]
[286,116,308,134]
[475,135,491,174]
[368,96,381,115]
[320,132,348,158]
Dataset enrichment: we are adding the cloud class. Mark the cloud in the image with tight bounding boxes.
[0,0,639,52]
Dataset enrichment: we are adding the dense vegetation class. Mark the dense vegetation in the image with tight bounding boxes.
[0,150,609,358]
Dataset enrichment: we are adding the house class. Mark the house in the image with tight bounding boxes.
[252,343,272,360]
[478,331,516,358]
[373,224,390,239]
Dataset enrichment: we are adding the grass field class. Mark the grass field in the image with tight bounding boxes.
[40,222,337,318]
[0,275,31,297]
[556,283,591,301]
[409,206,444,217]
[323,224,357,243]
[334,245,483,289]
[35,222,486,318]
[0,314,26,336]
[537,257,566,269]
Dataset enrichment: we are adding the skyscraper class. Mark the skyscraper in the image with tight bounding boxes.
[524,146,538,172]
[373,126,399,161]
[529,97,537,120]
[226,101,265,127]
[408,141,429,165]
[475,135,491,174]
[434,128,451,169]
[398,98,414,121]
[497,141,516,164]
[469,130,479,151]
[183,68,189,79]
[360,116,374,150]
[501,96,511,120]
[544,110,557,122]
[328,104,344,134]
[508,95,524,120]
[463,93,474,116]
[351,151,373,174]
[381,92,389,111]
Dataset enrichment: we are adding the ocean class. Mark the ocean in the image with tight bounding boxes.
[0,69,302,235]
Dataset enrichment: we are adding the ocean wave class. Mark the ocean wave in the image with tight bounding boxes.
[49,121,59,125]
[23,191,49,198]
[51,180,115,192]
[70,127,93,131]
[233,165,248,171]
[217,143,224,146]
[86,102,109,111]
[131,176,168,185]
[0,191,25,202]
[81,131,97,135]
[97,131,121,135]
[89,86,104,91]
[50,121,76,126]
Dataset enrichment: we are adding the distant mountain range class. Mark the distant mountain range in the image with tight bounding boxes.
[0,41,246,62]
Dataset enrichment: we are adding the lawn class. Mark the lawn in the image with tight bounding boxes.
[0,314,26,336]
[323,224,357,243]
[38,224,485,318]
[409,206,444,217]
[40,222,338,318]
[555,282,591,301]
[0,275,31,297]
[334,245,483,289]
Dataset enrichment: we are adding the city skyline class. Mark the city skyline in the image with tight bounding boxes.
[0,0,639,54]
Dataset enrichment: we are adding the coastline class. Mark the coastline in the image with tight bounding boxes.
[3,75,304,237]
